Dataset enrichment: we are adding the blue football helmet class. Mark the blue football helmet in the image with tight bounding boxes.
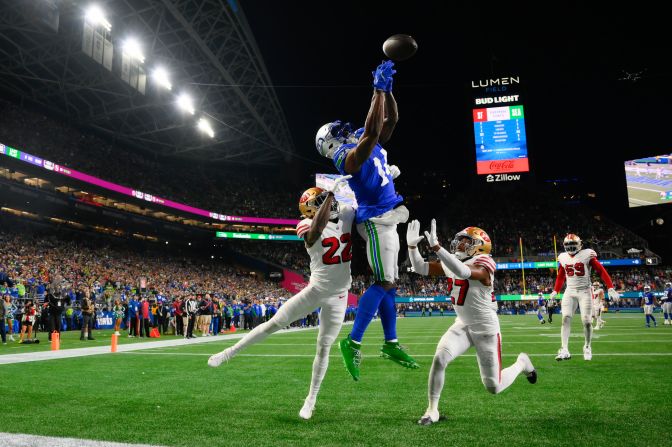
[315,120,356,158]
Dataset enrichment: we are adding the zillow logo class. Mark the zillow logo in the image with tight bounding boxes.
[486,174,521,183]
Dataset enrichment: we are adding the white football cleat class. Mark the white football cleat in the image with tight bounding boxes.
[417,410,442,426]
[583,345,592,361]
[555,348,571,361]
[517,353,537,384]
[299,398,316,420]
[208,347,233,368]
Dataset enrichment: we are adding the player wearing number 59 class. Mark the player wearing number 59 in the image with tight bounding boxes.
[208,176,355,420]
[551,234,620,361]
[315,60,416,380]
[406,220,536,426]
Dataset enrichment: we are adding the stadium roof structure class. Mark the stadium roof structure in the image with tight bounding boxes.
[0,0,294,165]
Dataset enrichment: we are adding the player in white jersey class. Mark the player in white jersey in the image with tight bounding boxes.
[406,220,537,425]
[208,176,354,420]
[591,282,606,330]
[551,234,620,361]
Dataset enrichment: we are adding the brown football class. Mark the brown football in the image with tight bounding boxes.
[382,34,418,61]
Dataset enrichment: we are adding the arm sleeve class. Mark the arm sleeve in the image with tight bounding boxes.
[296,219,312,238]
[553,264,566,293]
[408,247,429,276]
[589,258,614,289]
[435,248,471,280]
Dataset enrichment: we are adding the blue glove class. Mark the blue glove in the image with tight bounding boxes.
[372,60,396,91]
[385,77,393,93]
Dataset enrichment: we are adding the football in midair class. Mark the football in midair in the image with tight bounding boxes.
[382,34,418,61]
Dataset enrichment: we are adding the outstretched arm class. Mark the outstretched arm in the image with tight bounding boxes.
[379,90,398,144]
[304,193,335,248]
[344,90,385,173]
[406,220,443,276]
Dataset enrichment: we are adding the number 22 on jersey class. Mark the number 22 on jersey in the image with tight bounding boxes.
[322,233,353,265]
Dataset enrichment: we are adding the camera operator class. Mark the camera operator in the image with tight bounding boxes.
[80,288,95,341]
[46,279,70,342]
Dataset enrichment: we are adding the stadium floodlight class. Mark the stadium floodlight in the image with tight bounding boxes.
[122,38,145,63]
[197,118,215,138]
[85,5,111,31]
[152,67,172,90]
[176,93,195,115]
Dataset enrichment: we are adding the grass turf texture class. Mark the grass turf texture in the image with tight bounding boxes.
[1,314,670,447]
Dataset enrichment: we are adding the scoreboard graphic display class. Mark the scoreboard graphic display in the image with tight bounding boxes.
[473,105,529,174]
[470,76,529,176]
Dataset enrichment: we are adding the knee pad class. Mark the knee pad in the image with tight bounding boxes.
[581,317,592,325]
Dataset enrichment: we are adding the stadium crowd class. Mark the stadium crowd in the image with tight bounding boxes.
[0,99,297,219]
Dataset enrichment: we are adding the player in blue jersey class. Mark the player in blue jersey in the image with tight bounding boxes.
[662,282,672,325]
[536,292,546,324]
[315,60,418,380]
[642,285,657,327]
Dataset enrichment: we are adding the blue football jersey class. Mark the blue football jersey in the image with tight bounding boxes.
[664,288,672,302]
[333,142,403,223]
[643,292,655,306]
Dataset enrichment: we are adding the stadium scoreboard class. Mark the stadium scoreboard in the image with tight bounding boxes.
[471,76,529,177]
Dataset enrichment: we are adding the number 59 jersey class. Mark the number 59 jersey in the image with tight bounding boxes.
[557,249,597,290]
[296,205,356,292]
[441,254,498,326]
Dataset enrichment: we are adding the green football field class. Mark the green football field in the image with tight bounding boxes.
[1,314,671,447]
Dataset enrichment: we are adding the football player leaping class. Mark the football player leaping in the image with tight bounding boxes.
[406,220,537,426]
[208,176,354,420]
[315,60,417,381]
[552,234,620,361]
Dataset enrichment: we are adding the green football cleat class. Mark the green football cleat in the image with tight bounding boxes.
[339,336,361,381]
[381,341,420,369]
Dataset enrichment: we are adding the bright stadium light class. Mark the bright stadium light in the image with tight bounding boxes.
[152,67,172,90]
[176,93,195,115]
[197,117,215,138]
[85,5,111,31]
[122,38,145,63]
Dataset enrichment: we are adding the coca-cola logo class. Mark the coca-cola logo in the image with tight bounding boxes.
[489,160,515,171]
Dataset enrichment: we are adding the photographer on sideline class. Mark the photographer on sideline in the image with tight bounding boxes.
[47,279,70,342]
[80,288,95,341]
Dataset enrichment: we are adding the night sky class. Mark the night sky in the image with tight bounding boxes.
[240,1,671,257]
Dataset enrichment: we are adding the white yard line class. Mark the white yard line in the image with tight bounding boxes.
[0,433,167,447]
[0,326,321,366]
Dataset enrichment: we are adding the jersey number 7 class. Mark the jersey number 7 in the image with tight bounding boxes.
[447,278,470,305]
